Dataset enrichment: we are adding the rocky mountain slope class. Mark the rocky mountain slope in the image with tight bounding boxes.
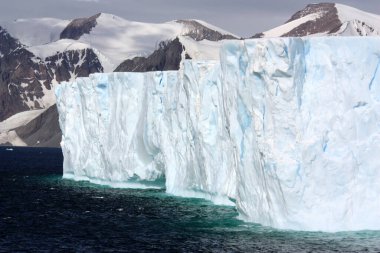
[0,27,103,121]
[0,14,237,147]
[253,3,380,38]
[114,38,190,72]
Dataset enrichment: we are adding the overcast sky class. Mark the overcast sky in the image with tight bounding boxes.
[1,0,380,37]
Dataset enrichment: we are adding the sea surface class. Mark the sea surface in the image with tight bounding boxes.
[0,146,379,252]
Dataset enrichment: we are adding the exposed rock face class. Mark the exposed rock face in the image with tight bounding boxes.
[114,38,188,72]
[0,25,103,123]
[0,47,45,121]
[15,104,61,147]
[251,32,264,39]
[287,3,335,21]
[45,48,103,83]
[252,3,341,38]
[0,46,103,122]
[282,3,341,36]
[0,28,30,120]
[0,26,20,56]
[0,27,103,146]
[253,3,380,38]
[176,20,237,41]
[1,14,238,147]
[60,13,100,40]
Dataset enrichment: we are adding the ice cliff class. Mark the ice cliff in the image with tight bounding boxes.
[56,37,380,232]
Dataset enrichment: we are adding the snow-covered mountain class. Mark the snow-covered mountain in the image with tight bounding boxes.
[0,13,237,146]
[3,13,237,72]
[0,26,103,120]
[253,3,380,38]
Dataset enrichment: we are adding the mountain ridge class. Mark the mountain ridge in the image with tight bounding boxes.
[253,3,380,38]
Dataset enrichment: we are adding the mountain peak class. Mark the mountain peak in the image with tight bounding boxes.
[176,19,238,41]
[255,2,380,38]
[285,3,335,23]
[60,13,101,40]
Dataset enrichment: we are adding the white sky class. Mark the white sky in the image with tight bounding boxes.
[0,0,379,37]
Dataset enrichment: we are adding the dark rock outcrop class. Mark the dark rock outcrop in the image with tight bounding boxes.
[15,104,61,147]
[251,32,264,39]
[0,26,20,56]
[60,13,101,40]
[0,47,46,121]
[282,3,341,37]
[252,3,342,38]
[176,20,237,41]
[45,48,103,83]
[0,47,103,147]
[0,14,241,147]
[0,44,103,122]
[0,28,33,120]
[114,38,188,72]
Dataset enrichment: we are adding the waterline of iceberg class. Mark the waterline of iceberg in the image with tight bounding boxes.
[56,37,380,232]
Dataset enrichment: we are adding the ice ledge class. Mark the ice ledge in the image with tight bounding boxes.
[56,37,380,232]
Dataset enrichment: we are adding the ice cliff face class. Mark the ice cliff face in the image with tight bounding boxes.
[56,37,380,232]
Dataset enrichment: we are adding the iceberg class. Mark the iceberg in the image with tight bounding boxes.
[56,37,380,232]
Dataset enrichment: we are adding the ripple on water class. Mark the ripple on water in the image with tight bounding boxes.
[0,147,380,252]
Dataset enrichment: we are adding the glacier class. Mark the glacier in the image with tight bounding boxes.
[56,37,380,232]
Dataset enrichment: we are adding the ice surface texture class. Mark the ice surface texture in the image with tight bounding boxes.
[56,37,380,232]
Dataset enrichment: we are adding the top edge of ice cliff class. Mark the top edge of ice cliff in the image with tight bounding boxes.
[56,36,380,232]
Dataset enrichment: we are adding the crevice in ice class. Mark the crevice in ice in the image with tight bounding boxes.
[237,96,252,132]
[352,101,368,109]
[322,141,328,152]
[368,58,380,90]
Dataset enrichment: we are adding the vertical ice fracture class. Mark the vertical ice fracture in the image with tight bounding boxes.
[56,37,380,232]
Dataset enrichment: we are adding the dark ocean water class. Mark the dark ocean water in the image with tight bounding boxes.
[0,146,380,252]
